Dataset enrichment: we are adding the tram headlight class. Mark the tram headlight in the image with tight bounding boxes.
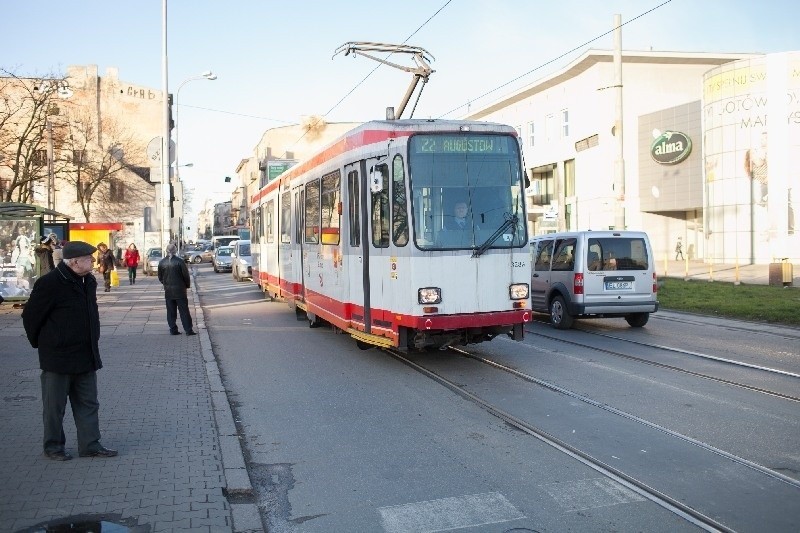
[418,287,442,304]
[509,283,529,300]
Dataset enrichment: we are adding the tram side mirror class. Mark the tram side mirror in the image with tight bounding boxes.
[369,167,383,193]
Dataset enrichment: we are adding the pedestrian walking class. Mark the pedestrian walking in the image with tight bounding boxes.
[123,243,140,285]
[158,242,196,336]
[96,243,115,292]
[21,241,118,461]
[675,237,684,261]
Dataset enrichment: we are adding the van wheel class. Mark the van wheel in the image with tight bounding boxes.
[550,295,574,330]
[625,313,650,327]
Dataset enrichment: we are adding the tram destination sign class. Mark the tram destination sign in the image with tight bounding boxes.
[650,130,692,165]
[412,134,511,155]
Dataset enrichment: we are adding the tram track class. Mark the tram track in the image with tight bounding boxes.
[386,342,800,532]
[525,323,800,403]
[387,347,734,533]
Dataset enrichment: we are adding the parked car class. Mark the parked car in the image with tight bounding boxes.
[231,239,252,281]
[529,230,658,329]
[183,243,213,264]
[212,246,233,273]
[143,248,163,276]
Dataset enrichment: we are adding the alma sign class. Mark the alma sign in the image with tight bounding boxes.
[650,130,692,165]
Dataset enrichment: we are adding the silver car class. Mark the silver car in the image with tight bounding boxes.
[213,246,233,273]
[143,248,163,276]
[183,244,213,264]
[231,240,252,281]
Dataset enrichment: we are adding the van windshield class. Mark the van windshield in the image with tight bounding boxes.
[587,237,649,271]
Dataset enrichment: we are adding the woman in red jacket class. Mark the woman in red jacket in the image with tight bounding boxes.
[123,243,141,285]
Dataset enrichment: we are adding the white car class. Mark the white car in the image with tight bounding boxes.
[143,248,163,276]
[231,240,251,281]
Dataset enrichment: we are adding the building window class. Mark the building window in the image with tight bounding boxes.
[110,180,125,203]
[564,159,575,197]
[33,149,47,166]
[528,122,535,147]
[72,150,85,164]
[561,109,569,138]
[530,166,555,206]
[545,114,555,143]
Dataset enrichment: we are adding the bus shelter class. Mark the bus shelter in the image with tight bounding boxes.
[0,202,71,302]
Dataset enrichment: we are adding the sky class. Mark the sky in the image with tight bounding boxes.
[3,0,799,227]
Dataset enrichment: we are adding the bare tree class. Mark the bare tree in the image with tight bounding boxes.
[59,111,153,222]
[0,70,66,202]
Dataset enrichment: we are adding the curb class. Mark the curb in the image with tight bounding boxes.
[190,271,263,533]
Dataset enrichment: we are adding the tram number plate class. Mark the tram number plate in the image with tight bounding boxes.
[605,281,632,290]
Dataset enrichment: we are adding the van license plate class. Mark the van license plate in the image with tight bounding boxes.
[605,281,632,290]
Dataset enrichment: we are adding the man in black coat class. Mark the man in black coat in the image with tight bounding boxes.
[22,241,117,461]
[158,243,196,335]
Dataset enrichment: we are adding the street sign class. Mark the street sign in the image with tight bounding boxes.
[146,136,176,166]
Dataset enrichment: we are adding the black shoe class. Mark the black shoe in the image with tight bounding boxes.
[44,450,73,461]
[104,288,110,292]
[170,330,181,335]
[185,330,197,336]
[80,446,118,458]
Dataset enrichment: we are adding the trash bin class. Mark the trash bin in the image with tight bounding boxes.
[769,259,794,286]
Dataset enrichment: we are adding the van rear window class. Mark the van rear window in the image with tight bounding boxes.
[587,238,648,271]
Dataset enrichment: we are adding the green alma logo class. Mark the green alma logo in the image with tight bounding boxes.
[650,131,692,165]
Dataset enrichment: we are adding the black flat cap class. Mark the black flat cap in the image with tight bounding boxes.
[62,241,98,259]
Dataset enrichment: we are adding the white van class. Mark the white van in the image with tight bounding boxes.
[530,230,658,329]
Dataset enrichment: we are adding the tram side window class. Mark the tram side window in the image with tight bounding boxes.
[305,179,320,244]
[348,170,360,247]
[392,155,408,246]
[371,163,389,248]
[250,208,259,244]
[321,170,341,245]
[534,240,554,271]
[265,200,274,244]
[280,191,291,244]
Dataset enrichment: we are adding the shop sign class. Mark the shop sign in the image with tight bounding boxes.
[650,131,692,165]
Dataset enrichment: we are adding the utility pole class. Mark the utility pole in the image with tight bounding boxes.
[613,13,626,230]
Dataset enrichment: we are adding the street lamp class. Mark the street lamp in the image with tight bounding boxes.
[172,70,216,249]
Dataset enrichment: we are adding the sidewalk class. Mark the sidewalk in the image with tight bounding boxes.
[659,259,799,286]
[0,269,260,532]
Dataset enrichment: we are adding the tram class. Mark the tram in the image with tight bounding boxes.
[250,119,531,351]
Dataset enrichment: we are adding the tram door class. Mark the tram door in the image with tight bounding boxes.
[292,185,306,302]
[344,162,368,330]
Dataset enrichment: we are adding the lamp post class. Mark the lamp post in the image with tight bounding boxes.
[172,70,216,250]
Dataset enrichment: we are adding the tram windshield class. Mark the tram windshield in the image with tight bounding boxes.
[408,133,527,251]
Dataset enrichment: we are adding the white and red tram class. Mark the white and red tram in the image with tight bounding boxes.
[250,119,531,351]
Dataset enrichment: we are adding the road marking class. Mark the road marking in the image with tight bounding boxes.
[378,491,524,533]
[541,477,645,512]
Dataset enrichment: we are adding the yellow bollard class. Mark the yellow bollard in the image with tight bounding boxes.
[709,262,714,282]
[664,253,668,278]
[684,255,689,281]
[734,257,740,286]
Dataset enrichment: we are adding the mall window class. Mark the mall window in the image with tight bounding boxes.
[564,159,575,197]
[530,165,554,206]
[528,122,535,147]
[561,109,569,138]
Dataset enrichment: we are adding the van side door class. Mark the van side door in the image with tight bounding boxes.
[530,239,554,311]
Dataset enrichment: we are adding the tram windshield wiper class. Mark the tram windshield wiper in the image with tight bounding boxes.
[472,213,518,258]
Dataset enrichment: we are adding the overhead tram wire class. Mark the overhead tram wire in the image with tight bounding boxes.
[177,103,295,124]
[436,0,673,119]
[282,0,454,156]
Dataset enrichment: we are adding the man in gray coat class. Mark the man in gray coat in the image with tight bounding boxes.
[22,241,118,460]
[157,243,196,335]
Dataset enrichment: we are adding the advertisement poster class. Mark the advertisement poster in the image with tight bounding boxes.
[1,218,40,299]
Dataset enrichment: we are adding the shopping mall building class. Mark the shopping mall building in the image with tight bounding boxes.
[464,49,799,265]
